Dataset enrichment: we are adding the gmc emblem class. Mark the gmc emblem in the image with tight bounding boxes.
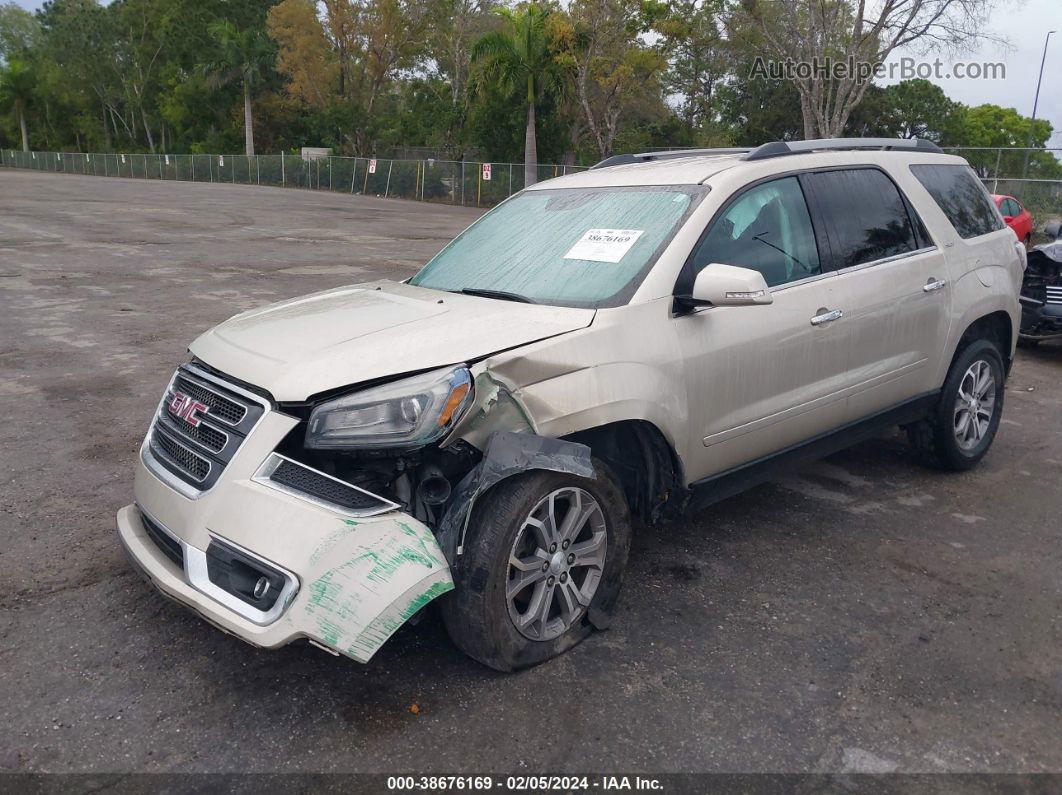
[169,392,209,427]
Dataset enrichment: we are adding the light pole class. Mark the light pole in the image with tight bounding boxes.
[1022,30,1055,179]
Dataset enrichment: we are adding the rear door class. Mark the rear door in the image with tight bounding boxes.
[800,167,951,421]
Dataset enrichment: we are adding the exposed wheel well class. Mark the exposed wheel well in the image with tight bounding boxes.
[563,420,685,524]
[953,311,1013,378]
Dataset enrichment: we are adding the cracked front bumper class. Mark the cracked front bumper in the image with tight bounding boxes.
[117,415,454,663]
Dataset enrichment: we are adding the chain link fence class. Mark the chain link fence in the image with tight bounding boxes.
[0,149,586,208]
[2,147,1059,230]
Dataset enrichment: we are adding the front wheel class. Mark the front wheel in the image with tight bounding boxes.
[441,465,631,671]
[916,339,1005,470]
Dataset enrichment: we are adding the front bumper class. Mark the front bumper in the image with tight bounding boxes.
[1019,298,1062,340]
[118,408,453,663]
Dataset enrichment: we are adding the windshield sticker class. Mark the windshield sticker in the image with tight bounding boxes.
[563,229,645,263]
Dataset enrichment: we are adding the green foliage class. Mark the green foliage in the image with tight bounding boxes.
[0,2,40,61]
[952,104,1060,178]
[880,79,966,143]
[0,0,1055,184]
[472,5,560,104]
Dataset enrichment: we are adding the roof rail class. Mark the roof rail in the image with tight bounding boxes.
[591,147,751,169]
[741,137,943,161]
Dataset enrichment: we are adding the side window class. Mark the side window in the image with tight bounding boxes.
[690,176,820,288]
[1004,198,1021,217]
[910,164,1005,239]
[802,168,919,270]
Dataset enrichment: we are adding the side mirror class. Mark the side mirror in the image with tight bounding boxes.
[676,263,773,310]
[1002,215,1013,223]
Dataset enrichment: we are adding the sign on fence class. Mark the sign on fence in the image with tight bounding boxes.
[482,163,491,181]
[368,159,377,174]
[219,156,224,166]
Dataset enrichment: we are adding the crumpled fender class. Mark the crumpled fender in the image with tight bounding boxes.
[435,430,623,631]
[435,430,594,562]
[301,516,454,663]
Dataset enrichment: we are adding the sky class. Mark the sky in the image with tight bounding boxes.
[884,0,1062,147]
[9,0,1062,146]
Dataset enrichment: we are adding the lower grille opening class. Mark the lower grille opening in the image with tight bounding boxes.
[268,457,392,512]
[141,511,184,568]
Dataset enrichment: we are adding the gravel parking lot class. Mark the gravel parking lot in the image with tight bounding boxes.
[1,169,1060,775]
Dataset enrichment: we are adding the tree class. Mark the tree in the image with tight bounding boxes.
[842,84,898,137]
[0,2,40,62]
[472,4,560,185]
[204,21,275,156]
[737,0,1000,139]
[552,0,666,160]
[655,0,727,132]
[0,58,34,150]
[881,79,964,142]
[953,104,1059,179]
[268,0,338,109]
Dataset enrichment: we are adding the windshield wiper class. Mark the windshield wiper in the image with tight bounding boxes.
[457,288,537,304]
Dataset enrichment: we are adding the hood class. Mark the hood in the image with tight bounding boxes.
[188,280,595,401]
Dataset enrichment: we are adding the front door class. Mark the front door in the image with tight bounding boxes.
[674,175,854,481]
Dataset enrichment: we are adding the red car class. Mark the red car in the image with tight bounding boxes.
[992,194,1033,246]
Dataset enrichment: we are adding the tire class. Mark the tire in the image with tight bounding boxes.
[440,463,631,672]
[916,339,1006,471]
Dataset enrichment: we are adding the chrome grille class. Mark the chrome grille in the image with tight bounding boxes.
[158,406,227,452]
[143,366,267,496]
[172,375,247,425]
[150,427,211,481]
[1046,286,1062,306]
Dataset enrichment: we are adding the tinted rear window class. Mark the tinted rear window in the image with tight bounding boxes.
[910,164,1005,239]
[803,168,919,270]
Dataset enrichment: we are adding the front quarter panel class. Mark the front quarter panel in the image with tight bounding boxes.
[454,298,691,471]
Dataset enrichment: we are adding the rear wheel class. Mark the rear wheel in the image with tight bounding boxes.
[914,339,1005,470]
[441,464,630,671]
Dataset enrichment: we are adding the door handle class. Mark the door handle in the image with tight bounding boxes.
[810,308,843,326]
[923,278,947,292]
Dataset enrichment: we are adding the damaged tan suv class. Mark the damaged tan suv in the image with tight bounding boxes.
[118,138,1024,671]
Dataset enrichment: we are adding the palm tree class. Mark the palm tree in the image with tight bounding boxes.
[0,59,35,152]
[472,5,559,187]
[204,21,274,156]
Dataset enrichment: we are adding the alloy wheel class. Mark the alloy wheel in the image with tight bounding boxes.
[506,487,607,641]
[953,359,996,451]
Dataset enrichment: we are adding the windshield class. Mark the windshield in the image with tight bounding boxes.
[409,186,706,307]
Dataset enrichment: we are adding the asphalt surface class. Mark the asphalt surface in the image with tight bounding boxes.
[1,170,1060,775]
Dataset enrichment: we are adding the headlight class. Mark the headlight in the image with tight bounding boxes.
[306,366,473,449]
